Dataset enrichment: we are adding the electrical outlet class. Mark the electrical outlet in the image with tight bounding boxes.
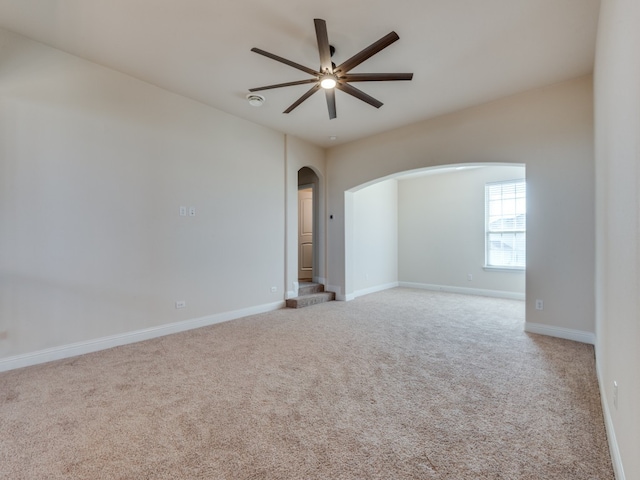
[189,206,196,217]
[467,273,473,281]
[613,381,618,409]
[175,300,186,309]
[179,206,187,216]
[535,299,544,310]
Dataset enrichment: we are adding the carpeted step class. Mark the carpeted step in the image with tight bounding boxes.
[286,282,335,309]
[298,282,325,296]
[286,290,335,309]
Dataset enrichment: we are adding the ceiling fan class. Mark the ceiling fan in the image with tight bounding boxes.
[248,19,413,119]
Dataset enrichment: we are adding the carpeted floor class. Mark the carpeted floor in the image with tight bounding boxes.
[0,289,614,479]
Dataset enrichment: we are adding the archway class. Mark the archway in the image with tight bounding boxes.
[298,167,320,283]
[345,163,526,300]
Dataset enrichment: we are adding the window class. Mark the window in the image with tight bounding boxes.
[485,179,526,269]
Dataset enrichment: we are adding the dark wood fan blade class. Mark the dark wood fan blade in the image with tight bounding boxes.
[325,88,336,119]
[314,19,332,72]
[335,32,399,74]
[283,84,321,114]
[335,82,383,109]
[251,48,318,77]
[249,78,318,92]
[341,72,413,82]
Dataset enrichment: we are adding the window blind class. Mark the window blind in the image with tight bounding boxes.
[485,180,526,268]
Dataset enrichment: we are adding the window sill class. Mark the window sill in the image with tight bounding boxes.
[483,265,525,273]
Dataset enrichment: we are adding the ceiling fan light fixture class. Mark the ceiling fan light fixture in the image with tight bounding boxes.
[320,74,337,89]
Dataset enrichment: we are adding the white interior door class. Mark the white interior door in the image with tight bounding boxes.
[298,188,313,281]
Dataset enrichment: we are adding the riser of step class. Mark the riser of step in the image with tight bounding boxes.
[298,283,325,296]
[286,291,335,309]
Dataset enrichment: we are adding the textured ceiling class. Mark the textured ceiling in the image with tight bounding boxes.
[0,0,601,147]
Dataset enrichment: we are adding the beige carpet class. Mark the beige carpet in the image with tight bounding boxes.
[0,289,614,479]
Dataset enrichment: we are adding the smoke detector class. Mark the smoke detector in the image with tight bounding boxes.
[246,94,265,107]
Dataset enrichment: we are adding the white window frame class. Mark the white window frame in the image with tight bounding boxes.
[484,179,526,270]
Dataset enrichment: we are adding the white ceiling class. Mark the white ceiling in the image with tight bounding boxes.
[0,0,601,147]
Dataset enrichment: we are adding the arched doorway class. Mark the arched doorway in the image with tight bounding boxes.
[345,163,526,300]
[298,167,319,282]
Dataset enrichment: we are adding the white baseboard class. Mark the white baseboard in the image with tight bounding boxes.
[524,322,596,345]
[354,282,399,298]
[398,282,526,300]
[326,284,351,301]
[337,293,354,301]
[0,300,285,373]
[596,359,626,480]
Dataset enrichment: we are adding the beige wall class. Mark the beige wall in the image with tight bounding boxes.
[285,136,326,297]
[0,29,301,362]
[594,0,640,477]
[398,165,525,296]
[327,76,595,337]
[351,179,398,294]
